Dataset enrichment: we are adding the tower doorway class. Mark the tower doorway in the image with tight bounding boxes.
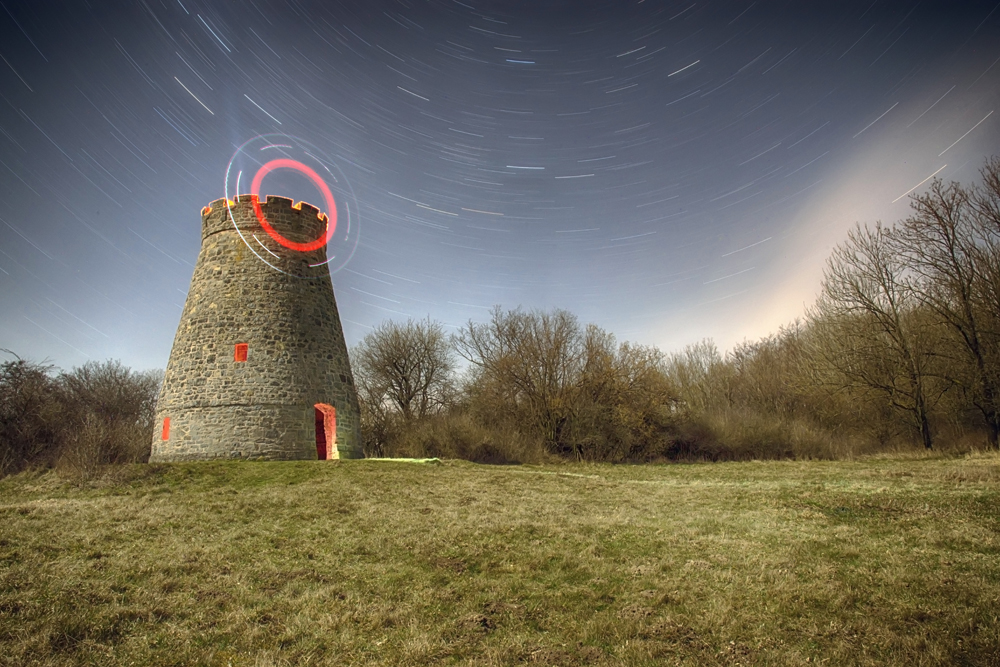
[314,403,338,460]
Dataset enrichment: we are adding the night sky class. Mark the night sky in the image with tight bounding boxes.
[0,1,998,372]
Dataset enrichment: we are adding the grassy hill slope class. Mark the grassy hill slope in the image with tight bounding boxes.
[1,454,998,666]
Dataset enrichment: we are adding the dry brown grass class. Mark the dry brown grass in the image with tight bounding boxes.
[1,452,998,666]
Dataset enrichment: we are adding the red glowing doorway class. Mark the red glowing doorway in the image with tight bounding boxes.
[314,403,337,460]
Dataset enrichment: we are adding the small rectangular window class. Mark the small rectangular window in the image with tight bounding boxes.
[234,343,248,362]
[161,417,170,441]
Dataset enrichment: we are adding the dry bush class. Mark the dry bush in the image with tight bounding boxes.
[0,353,62,475]
[387,412,544,464]
[56,414,155,478]
[568,328,680,462]
[453,309,684,462]
[692,409,880,461]
[55,361,161,477]
[455,307,584,456]
[0,354,161,479]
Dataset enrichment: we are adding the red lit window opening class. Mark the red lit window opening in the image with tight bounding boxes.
[161,417,170,441]
[234,343,248,362]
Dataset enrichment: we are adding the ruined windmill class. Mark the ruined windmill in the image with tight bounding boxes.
[150,193,362,461]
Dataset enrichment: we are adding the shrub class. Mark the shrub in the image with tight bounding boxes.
[56,361,161,476]
[388,412,545,464]
[0,353,161,479]
[0,354,62,476]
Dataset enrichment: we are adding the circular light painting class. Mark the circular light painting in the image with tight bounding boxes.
[224,134,360,278]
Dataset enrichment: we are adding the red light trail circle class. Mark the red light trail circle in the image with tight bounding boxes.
[250,158,338,252]
[224,134,362,278]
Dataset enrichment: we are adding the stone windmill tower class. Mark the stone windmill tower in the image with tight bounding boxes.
[150,194,362,461]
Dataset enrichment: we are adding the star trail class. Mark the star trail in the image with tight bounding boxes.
[0,0,997,370]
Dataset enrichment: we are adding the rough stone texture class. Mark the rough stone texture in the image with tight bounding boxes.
[150,194,363,461]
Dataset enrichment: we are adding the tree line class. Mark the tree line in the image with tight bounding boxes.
[353,158,1000,462]
[2,159,997,474]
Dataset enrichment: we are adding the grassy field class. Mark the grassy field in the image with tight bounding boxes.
[0,453,998,666]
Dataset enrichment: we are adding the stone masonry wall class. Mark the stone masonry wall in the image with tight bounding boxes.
[150,194,362,461]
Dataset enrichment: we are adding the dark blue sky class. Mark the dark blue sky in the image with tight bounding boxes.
[0,0,998,371]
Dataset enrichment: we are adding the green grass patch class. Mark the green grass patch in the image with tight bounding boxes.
[1,453,998,665]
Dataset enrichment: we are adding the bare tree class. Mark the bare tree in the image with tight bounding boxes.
[351,318,455,423]
[455,307,584,454]
[898,172,1000,447]
[575,328,676,460]
[972,157,1000,233]
[968,158,1000,437]
[811,222,938,448]
[664,339,727,414]
[726,323,815,419]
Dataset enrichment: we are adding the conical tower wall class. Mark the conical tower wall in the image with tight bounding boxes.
[150,194,362,461]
